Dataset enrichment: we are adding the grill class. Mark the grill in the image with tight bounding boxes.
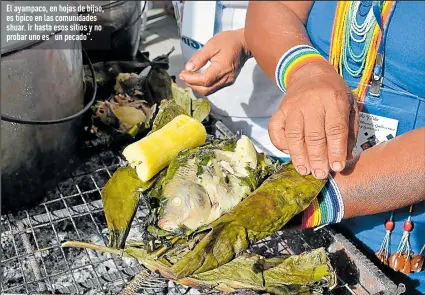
[1,118,406,295]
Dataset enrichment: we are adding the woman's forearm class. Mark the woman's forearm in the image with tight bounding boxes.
[244,1,314,81]
[335,127,425,219]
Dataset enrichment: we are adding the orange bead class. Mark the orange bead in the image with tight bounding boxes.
[385,220,395,231]
[403,220,414,232]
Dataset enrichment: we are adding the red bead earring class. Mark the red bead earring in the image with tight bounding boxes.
[376,212,394,265]
[388,206,414,274]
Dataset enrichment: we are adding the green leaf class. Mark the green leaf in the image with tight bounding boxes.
[102,167,146,249]
[171,83,211,122]
[191,98,211,122]
[149,100,187,134]
[188,248,336,295]
[263,247,337,293]
[171,83,191,115]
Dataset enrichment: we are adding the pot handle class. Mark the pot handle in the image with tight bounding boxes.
[1,48,97,125]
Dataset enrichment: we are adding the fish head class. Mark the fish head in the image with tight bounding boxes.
[158,193,188,231]
[159,180,211,232]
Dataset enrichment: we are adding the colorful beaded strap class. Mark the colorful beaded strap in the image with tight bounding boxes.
[301,175,344,229]
[275,45,326,93]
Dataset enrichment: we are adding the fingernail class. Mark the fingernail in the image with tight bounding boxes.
[297,165,307,175]
[179,74,185,81]
[332,161,342,171]
[313,169,326,179]
[185,62,194,71]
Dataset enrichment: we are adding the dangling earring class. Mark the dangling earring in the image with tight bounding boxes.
[389,205,414,274]
[376,211,394,265]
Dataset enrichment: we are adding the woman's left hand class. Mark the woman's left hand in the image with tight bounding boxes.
[268,60,359,179]
[179,29,250,96]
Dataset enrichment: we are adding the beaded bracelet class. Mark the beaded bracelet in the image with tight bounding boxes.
[301,174,345,229]
[275,44,326,93]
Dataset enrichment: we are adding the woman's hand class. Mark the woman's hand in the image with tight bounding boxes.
[179,29,250,96]
[268,61,359,179]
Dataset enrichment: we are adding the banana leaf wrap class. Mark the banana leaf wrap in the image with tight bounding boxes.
[101,167,146,249]
[188,247,336,295]
[62,161,334,294]
[62,240,336,295]
[171,162,326,278]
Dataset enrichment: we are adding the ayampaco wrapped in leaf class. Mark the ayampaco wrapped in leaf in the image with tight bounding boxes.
[186,247,337,294]
[64,113,334,293]
[145,246,336,295]
[171,162,326,278]
[62,147,334,294]
[101,166,157,249]
[62,239,336,295]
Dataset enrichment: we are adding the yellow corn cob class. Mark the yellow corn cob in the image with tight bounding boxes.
[122,115,207,182]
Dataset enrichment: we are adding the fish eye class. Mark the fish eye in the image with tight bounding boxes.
[171,197,182,207]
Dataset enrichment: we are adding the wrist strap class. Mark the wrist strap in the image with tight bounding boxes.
[301,174,344,229]
[275,45,325,93]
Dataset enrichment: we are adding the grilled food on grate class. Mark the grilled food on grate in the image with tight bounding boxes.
[2,118,399,294]
[87,48,210,148]
[62,115,336,294]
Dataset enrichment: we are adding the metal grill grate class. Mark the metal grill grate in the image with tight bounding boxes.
[1,119,401,295]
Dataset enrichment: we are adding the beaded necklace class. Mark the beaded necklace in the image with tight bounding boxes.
[329,1,396,101]
[329,1,424,274]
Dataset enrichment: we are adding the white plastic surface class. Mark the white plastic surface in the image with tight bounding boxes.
[174,1,287,158]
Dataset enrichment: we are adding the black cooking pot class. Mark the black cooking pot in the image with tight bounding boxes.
[1,1,96,213]
[77,1,144,62]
